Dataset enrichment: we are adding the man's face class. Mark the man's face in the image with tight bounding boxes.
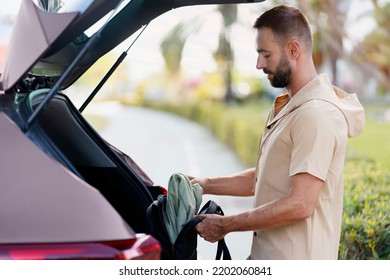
[255,28,292,88]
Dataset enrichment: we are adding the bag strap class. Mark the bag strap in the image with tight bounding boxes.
[216,238,232,260]
[197,200,232,260]
[198,200,222,215]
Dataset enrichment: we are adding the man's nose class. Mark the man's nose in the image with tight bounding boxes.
[256,55,267,70]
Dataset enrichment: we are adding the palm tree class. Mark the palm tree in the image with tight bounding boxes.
[160,23,188,77]
[357,1,390,92]
[297,0,390,94]
[214,4,238,103]
[159,4,239,103]
[296,0,349,86]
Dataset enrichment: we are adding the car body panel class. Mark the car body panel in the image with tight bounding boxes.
[1,0,79,92]
[0,112,135,243]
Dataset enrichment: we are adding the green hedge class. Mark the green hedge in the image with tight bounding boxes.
[139,101,390,260]
[339,160,390,259]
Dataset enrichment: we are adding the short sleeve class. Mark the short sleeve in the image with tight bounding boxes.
[289,102,338,181]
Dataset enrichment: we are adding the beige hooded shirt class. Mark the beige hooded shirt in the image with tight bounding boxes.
[249,74,365,260]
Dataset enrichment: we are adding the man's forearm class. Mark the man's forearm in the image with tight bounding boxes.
[203,168,256,196]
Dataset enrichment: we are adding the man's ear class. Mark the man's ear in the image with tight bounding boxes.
[287,40,300,60]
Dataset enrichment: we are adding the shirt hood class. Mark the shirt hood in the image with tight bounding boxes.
[273,74,365,138]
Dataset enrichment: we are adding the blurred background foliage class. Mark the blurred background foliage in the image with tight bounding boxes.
[75,0,390,103]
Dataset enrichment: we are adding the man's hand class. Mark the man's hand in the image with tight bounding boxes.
[188,176,207,189]
[194,214,227,243]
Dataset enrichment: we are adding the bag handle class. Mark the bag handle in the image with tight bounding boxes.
[196,200,232,260]
[216,238,232,260]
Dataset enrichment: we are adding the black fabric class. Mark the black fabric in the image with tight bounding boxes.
[146,197,232,260]
[78,166,153,233]
[198,200,232,260]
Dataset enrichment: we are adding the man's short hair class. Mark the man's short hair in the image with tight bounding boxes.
[253,4,312,49]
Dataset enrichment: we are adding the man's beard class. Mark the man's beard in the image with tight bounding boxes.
[264,53,292,88]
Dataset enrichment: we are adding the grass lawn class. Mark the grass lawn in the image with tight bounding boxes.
[347,103,390,169]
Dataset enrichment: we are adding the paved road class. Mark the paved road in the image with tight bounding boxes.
[86,102,254,260]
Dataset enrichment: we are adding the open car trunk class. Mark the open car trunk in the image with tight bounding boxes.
[0,0,266,258]
[22,89,158,233]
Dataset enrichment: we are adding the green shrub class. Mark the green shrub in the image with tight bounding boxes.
[339,159,390,259]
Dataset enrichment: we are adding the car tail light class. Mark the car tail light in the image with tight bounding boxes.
[149,185,168,199]
[0,235,160,260]
[158,186,168,196]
